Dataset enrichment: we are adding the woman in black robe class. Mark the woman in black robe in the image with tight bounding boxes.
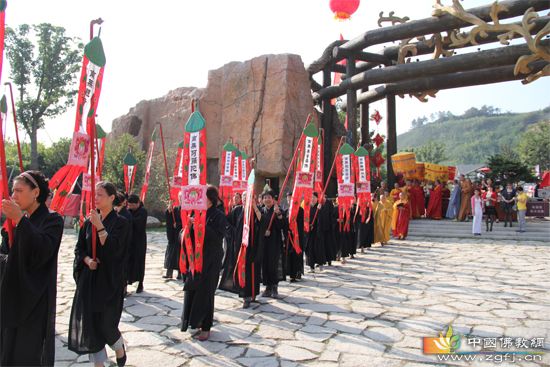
[219,192,261,309]
[181,186,229,341]
[0,171,64,366]
[284,192,304,282]
[114,192,132,297]
[68,181,130,367]
[257,191,285,299]
[305,193,328,272]
[355,200,374,253]
[164,204,182,279]
[126,194,147,293]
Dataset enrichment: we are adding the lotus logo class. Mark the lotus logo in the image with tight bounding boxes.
[423,325,462,354]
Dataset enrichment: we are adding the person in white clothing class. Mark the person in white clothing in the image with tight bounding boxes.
[471,188,483,236]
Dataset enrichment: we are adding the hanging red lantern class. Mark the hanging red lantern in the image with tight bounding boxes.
[373,133,384,147]
[330,0,360,21]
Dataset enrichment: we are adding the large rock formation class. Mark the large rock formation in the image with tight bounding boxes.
[111,54,314,190]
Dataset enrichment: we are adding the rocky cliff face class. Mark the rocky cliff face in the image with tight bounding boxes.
[110,54,314,187]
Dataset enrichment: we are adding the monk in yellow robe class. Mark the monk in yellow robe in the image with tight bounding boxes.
[374,193,393,245]
[390,183,401,203]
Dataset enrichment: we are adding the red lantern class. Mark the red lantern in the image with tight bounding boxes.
[330,0,360,21]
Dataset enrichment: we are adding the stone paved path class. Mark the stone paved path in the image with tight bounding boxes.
[54,230,550,366]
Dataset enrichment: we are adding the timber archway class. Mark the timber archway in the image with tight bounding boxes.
[309,0,550,188]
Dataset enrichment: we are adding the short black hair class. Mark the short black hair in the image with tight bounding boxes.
[517,186,524,192]
[128,194,140,204]
[14,170,50,204]
[262,190,275,199]
[206,185,220,205]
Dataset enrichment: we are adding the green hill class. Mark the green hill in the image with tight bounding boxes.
[397,106,550,165]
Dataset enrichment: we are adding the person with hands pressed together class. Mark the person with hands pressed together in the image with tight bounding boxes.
[68,182,130,367]
[0,171,64,366]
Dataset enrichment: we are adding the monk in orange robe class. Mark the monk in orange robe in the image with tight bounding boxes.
[390,183,401,203]
[426,180,443,219]
[410,180,425,219]
[458,178,473,221]
[392,192,411,240]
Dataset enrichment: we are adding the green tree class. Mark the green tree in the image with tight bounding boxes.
[408,141,447,163]
[39,138,72,178]
[518,120,550,171]
[5,23,82,169]
[102,134,146,193]
[486,154,534,184]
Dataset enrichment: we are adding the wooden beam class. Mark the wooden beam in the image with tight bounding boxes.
[339,0,549,53]
[381,15,550,61]
[359,90,369,146]
[321,68,333,188]
[313,40,549,101]
[345,60,549,106]
[346,57,358,146]
[386,95,397,188]
[333,47,392,65]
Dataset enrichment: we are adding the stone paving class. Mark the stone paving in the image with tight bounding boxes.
[53,229,550,366]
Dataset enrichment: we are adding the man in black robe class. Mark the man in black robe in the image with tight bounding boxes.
[257,191,285,298]
[355,203,374,253]
[219,193,261,308]
[164,204,182,280]
[306,194,336,272]
[127,194,148,293]
[284,192,304,282]
[0,171,64,366]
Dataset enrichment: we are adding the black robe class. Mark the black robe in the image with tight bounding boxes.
[219,205,260,298]
[117,207,133,282]
[127,206,147,284]
[68,210,130,354]
[336,204,356,258]
[285,207,304,279]
[165,207,182,271]
[257,206,285,286]
[306,202,336,268]
[181,207,229,332]
[0,204,64,366]
[356,206,374,249]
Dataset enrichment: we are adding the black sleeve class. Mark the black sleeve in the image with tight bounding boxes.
[1,227,9,255]
[74,221,89,281]
[101,217,130,265]
[166,209,175,244]
[16,213,64,270]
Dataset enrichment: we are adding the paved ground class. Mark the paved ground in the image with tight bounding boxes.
[53,229,550,366]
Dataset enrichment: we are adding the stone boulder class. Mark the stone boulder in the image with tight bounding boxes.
[110,54,314,189]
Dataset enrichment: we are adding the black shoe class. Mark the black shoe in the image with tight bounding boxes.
[116,345,127,367]
[136,283,144,293]
[243,299,251,309]
[176,273,182,280]
[290,278,296,283]
[271,286,279,299]
[261,288,272,298]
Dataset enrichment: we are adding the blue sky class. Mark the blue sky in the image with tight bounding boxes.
[2,0,549,145]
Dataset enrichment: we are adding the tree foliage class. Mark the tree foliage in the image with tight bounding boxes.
[5,23,82,168]
[486,154,535,184]
[102,134,146,193]
[399,106,549,165]
[404,141,447,164]
[518,120,550,171]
